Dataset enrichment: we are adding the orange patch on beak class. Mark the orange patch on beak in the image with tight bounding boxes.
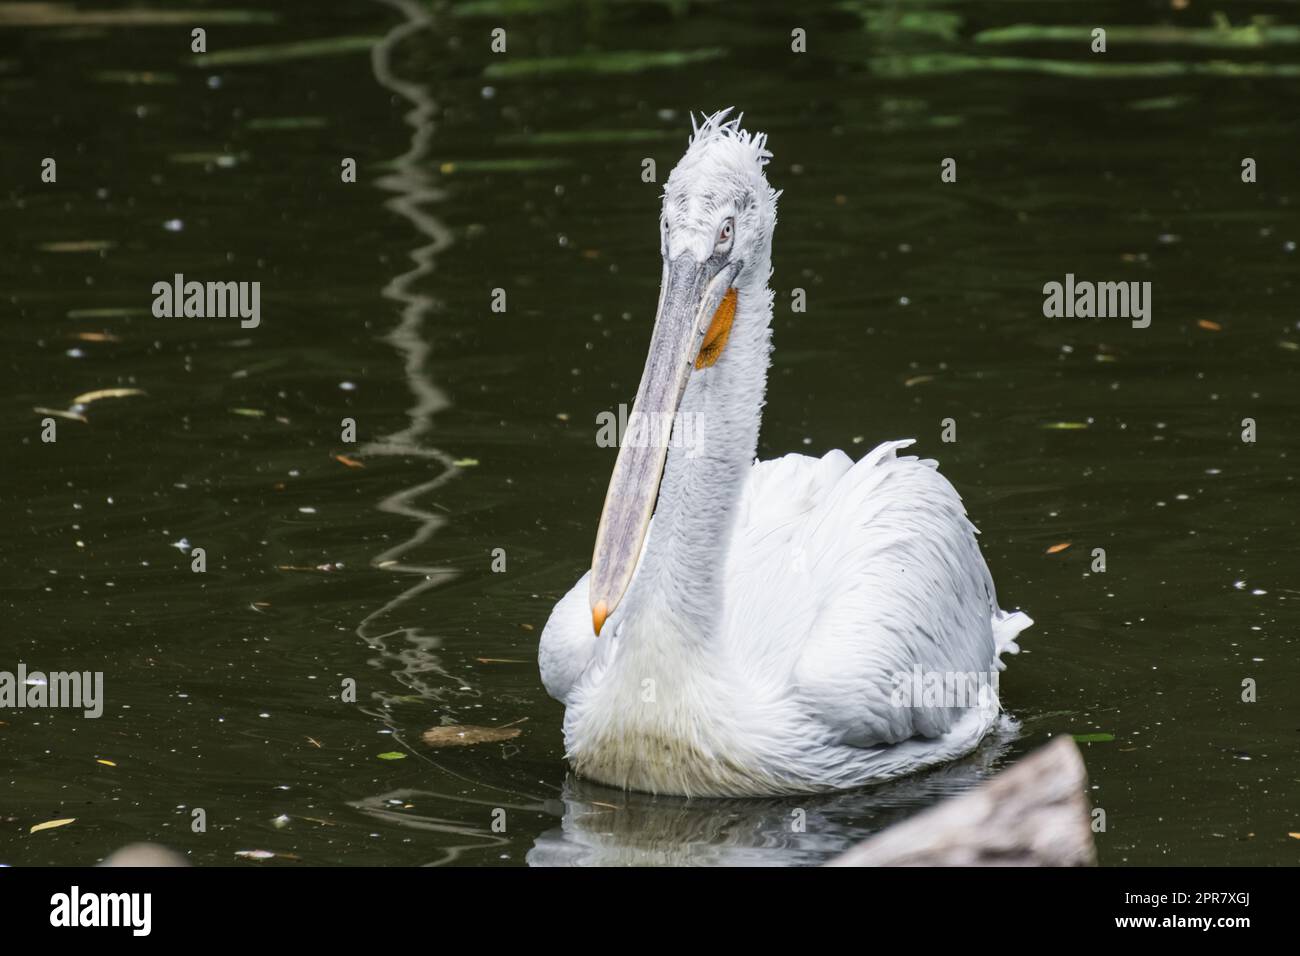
[695,287,737,369]
[592,601,609,637]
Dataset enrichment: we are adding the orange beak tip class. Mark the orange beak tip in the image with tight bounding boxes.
[592,601,608,637]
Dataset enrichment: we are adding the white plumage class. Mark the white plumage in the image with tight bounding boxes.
[540,110,1030,797]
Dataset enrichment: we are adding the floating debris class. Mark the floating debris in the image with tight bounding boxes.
[169,151,242,167]
[1197,319,1223,331]
[33,406,87,424]
[71,387,146,405]
[246,116,329,131]
[484,48,726,79]
[452,457,480,467]
[497,128,675,146]
[1045,542,1072,555]
[0,7,277,26]
[39,240,114,253]
[67,307,146,319]
[1072,733,1115,743]
[97,70,178,85]
[421,724,523,748]
[334,454,364,468]
[30,818,76,834]
[96,759,117,767]
[438,158,569,174]
[974,22,1300,49]
[377,751,407,760]
[195,36,379,68]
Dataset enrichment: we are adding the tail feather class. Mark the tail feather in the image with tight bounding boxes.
[992,609,1032,671]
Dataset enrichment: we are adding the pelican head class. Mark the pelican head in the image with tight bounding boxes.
[589,109,780,635]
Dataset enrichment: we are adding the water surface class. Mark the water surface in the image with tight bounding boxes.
[2,0,1297,865]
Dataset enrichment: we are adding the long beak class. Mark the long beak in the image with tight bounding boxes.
[589,253,741,635]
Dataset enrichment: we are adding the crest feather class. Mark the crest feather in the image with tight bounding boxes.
[686,107,773,168]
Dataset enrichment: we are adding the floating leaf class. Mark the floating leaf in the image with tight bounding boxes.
[72,387,146,405]
[438,158,569,174]
[1073,732,1116,743]
[974,23,1300,49]
[30,818,76,833]
[1126,95,1194,111]
[230,407,267,418]
[33,406,88,424]
[1197,319,1223,331]
[452,457,480,467]
[1045,542,1072,554]
[194,36,379,68]
[334,454,364,468]
[452,0,573,16]
[94,70,178,85]
[74,332,121,343]
[169,151,243,165]
[903,374,934,387]
[246,116,328,131]
[1042,421,1089,430]
[497,129,675,146]
[868,53,1300,80]
[377,751,407,760]
[67,307,146,319]
[485,48,726,80]
[0,7,277,26]
[39,240,114,253]
[96,759,116,767]
[422,724,522,747]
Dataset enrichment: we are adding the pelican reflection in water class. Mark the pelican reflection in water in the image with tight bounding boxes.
[540,110,1030,797]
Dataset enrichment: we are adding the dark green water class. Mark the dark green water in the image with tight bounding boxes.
[2,0,1297,865]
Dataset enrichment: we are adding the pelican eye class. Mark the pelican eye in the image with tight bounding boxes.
[715,218,734,252]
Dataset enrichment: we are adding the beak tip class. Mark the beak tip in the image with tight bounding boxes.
[592,601,608,637]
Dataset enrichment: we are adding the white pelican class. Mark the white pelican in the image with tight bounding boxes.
[539,109,1031,797]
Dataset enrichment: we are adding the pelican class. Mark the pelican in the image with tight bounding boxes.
[539,110,1031,797]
